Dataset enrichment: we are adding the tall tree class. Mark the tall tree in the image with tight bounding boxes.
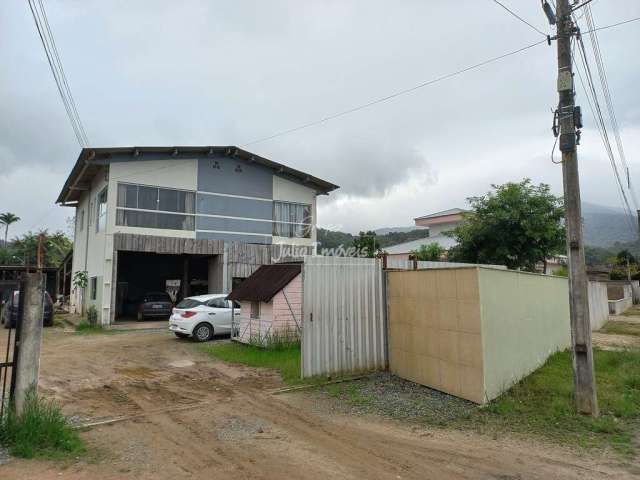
[352,231,379,258]
[9,230,71,267]
[0,212,20,246]
[448,180,565,272]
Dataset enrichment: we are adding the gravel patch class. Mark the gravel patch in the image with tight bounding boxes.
[314,372,477,425]
[215,415,271,441]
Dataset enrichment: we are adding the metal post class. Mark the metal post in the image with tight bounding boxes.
[556,0,598,416]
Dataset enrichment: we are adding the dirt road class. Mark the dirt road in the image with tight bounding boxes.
[0,328,636,479]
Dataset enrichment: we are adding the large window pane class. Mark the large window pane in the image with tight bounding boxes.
[117,184,138,208]
[116,209,194,231]
[138,186,158,210]
[158,188,179,212]
[273,201,312,238]
[97,187,108,232]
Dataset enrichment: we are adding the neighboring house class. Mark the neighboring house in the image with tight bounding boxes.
[385,208,467,261]
[227,263,302,345]
[56,146,338,325]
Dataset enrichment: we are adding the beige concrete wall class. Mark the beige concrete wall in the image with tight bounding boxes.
[588,281,609,331]
[387,268,485,403]
[478,268,570,402]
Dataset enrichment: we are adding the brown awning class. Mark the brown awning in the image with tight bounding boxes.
[227,263,302,302]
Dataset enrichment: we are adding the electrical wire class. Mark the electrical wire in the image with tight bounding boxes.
[241,39,547,147]
[37,0,89,146]
[583,6,638,210]
[572,0,596,13]
[27,0,89,147]
[583,16,640,34]
[83,14,640,187]
[490,0,548,37]
[571,32,637,235]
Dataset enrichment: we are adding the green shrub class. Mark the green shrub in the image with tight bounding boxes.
[0,389,84,459]
[86,305,98,326]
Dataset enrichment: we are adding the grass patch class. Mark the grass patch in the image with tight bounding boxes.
[456,349,640,454]
[75,321,114,335]
[0,390,84,459]
[621,306,640,317]
[202,342,305,385]
[315,350,640,455]
[325,382,376,407]
[600,321,640,337]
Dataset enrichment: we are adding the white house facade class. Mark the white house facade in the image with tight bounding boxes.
[57,146,338,325]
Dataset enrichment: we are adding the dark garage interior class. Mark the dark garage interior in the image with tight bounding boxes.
[115,251,211,321]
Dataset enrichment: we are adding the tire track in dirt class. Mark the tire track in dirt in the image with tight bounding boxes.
[1,329,636,480]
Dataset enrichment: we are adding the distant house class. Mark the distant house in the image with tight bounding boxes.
[227,263,302,346]
[385,208,468,261]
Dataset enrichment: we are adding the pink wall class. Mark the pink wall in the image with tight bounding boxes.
[235,273,302,345]
[414,213,463,227]
[272,273,302,334]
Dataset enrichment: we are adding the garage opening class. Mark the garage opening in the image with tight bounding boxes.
[115,251,215,322]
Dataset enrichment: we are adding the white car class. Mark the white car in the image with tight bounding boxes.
[169,294,239,342]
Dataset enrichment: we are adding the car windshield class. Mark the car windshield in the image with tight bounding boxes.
[176,298,204,308]
[145,293,170,302]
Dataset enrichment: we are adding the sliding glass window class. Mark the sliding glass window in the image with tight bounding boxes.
[273,201,312,238]
[116,183,195,231]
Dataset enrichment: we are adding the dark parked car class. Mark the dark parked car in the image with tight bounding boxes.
[1,290,54,328]
[137,292,173,321]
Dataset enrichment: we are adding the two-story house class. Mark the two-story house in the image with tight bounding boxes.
[56,146,338,325]
[384,208,468,261]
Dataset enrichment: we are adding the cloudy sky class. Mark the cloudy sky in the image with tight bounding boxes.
[1,0,639,238]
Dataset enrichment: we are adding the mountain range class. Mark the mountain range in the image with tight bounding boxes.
[319,202,638,252]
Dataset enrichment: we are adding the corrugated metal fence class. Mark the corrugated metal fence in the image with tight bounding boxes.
[301,256,386,378]
[386,258,507,270]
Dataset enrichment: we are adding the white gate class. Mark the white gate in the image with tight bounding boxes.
[301,256,386,378]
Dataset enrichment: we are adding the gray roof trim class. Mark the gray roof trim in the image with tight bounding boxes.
[414,207,468,221]
[56,146,339,204]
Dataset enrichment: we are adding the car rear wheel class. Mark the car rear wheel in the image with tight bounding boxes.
[174,332,189,339]
[192,323,213,342]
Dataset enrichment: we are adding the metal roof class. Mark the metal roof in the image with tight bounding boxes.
[56,146,340,205]
[227,263,302,302]
[384,235,458,254]
[414,208,468,222]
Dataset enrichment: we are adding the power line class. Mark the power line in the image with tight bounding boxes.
[572,0,597,13]
[27,0,89,147]
[490,0,548,36]
[584,16,640,34]
[571,31,637,235]
[583,6,638,210]
[37,0,89,146]
[241,15,639,148]
[242,38,547,147]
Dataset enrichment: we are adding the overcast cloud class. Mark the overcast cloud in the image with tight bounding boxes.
[1,0,639,237]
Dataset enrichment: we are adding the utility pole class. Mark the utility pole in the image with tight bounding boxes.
[14,272,45,415]
[555,0,598,416]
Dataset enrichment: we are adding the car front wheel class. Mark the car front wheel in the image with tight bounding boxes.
[192,323,213,342]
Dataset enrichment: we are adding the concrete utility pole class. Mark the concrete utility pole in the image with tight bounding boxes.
[556,0,598,416]
[14,272,45,415]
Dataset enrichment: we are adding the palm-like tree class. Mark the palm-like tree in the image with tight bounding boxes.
[0,212,20,246]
